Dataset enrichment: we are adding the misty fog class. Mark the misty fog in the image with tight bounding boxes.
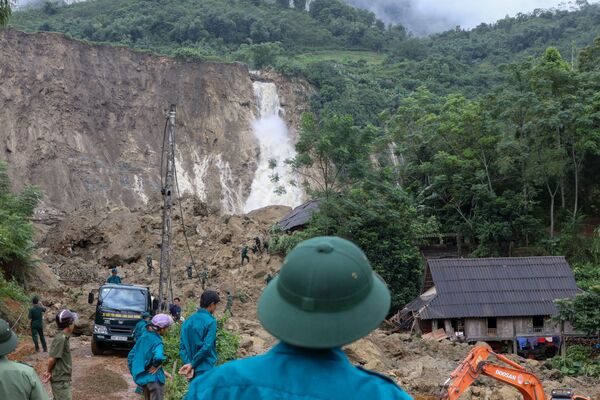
[13,0,598,36]
[344,0,597,36]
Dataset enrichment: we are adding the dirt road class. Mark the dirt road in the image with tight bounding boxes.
[24,335,138,400]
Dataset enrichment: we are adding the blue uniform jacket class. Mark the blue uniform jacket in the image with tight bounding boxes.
[127,330,166,386]
[185,342,413,400]
[107,275,122,284]
[179,309,217,377]
[133,320,148,341]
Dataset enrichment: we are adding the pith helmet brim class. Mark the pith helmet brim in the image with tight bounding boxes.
[0,329,18,357]
[258,273,390,349]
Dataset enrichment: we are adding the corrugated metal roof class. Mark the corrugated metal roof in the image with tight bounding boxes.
[415,256,581,320]
[277,200,320,231]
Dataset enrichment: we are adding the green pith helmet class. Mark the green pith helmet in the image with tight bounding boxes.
[0,319,18,357]
[258,236,391,349]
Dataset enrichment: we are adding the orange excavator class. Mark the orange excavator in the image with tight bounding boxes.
[440,345,591,400]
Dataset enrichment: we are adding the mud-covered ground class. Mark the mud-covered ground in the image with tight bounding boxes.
[15,336,136,400]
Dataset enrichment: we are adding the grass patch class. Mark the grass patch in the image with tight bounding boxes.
[293,50,385,66]
[0,275,30,333]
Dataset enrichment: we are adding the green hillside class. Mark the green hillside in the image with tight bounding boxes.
[8,0,600,314]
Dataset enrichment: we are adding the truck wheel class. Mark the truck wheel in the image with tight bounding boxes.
[91,338,104,355]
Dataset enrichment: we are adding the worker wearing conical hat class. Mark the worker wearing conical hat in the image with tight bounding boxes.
[185,236,413,399]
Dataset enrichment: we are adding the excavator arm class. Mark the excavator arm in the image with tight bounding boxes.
[440,345,590,400]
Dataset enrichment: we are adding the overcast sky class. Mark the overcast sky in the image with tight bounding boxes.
[345,0,598,35]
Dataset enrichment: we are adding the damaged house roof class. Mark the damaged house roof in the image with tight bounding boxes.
[277,200,320,231]
[406,256,581,320]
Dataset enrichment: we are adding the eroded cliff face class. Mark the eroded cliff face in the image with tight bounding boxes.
[0,29,309,216]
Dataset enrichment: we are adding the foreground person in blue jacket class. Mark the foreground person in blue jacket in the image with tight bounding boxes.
[128,314,174,400]
[178,290,220,381]
[185,236,413,400]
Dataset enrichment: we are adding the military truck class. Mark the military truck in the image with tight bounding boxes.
[88,283,157,355]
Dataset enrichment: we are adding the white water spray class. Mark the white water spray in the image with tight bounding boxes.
[244,82,304,212]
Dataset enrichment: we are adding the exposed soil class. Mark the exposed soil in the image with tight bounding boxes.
[23,336,136,400]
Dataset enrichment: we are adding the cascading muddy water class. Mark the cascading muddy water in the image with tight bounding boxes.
[243,82,304,213]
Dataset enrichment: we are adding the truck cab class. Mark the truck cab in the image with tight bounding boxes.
[88,283,156,355]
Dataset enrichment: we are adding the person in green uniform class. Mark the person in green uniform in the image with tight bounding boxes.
[107,267,122,284]
[146,255,153,275]
[28,296,47,352]
[225,291,234,317]
[265,273,274,285]
[185,237,413,400]
[0,318,49,400]
[43,309,77,400]
[241,245,250,265]
[200,268,209,290]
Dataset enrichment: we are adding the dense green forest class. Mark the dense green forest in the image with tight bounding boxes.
[8,1,600,321]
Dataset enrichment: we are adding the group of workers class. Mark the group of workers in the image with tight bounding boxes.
[0,235,413,400]
[241,236,269,265]
[127,236,413,400]
[0,307,77,400]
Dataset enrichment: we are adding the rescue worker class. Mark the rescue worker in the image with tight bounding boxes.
[254,236,262,253]
[241,245,250,265]
[43,309,77,400]
[185,236,413,400]
[128,314,174,400]
[107,267,122,284]
[134,312,151,341]
[28,296,47,352]
[146,255,153,275]
[265,273,274,285]
[0,318,49,400]
[132,312,151,397]
[178,290,220,382]
[263,240,269,254]
[225,291,234,317]
[200,269,209,290]
[169,298,182,321]
[186,264,193,279]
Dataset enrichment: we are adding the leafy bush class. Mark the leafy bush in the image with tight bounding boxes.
[0,274,29,333]
[551,345,600,377]
[268,230,309,256]
[0,274,29,303]
[0,161,42,275]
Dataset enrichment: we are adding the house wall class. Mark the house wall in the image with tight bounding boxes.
[424,317,582,341]
[463,317,576,341]
[465,318,487,338]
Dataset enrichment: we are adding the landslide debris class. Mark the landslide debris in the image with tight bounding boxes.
[27,199,600,399]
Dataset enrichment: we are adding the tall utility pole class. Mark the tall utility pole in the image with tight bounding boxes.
[158,104,176,312]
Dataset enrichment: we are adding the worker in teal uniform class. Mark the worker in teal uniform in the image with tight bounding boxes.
[133,312,151,342]
[0,318,49,400]
[185,236,413,400]
[128,314,174,400]
[106,267,122,284]
[178,290,219,381]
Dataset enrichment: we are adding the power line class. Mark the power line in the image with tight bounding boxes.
[171,123,200,277]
